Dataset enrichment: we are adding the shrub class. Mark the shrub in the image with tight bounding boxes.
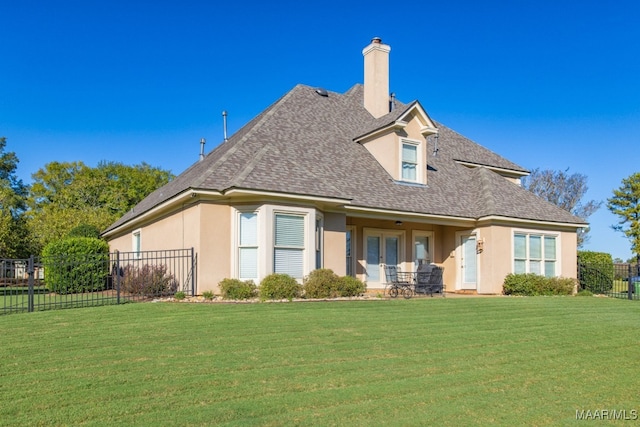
[202,290,214,300]
[576,289,593,297]
[303,269,341,298]
[578,251,614,293]
[42,237,110,294]
[219,278,257,300]
[120,264,178,296]
[259,274,301,300]
[503,273,575,296]
[174,291,186,300]
[66,224,102,239]
[337,275,366,297]
[303,269,367,298]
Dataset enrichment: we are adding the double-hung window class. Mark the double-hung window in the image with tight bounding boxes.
[238,212,258,280]
[401,141,418,182]
[514,233,557,277]
[274,213,305,279]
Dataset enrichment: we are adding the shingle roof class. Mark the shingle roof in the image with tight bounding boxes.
[105,84,584,232]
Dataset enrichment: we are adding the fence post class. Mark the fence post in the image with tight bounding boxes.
[190,248,195,296]
[628,263,633,300]
[27,255,35,313]
[116,250,121,304]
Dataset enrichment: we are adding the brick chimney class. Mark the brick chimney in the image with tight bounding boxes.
[362,37,391,118]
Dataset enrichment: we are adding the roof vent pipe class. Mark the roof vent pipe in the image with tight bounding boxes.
[222,110,228,142]
[389,92,396,112]
[199,138,206,161]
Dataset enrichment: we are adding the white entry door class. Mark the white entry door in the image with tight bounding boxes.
[459,233,477,290]
[364,231,402,288]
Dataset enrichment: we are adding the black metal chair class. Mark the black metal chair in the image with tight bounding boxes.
[414,264,445,297]
[384,265,413,299]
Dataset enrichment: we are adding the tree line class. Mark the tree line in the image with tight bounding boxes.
[1,137,174,258]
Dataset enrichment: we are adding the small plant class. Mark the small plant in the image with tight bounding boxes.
[219,278,257,300]
[259,274,301,300]
[202,290,214,300]
[576,289,594,297]
[174,291,186,300]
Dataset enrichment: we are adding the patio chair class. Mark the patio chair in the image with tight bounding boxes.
[384,265,413,297]
[426,266,445,297]
[414,263,433,295]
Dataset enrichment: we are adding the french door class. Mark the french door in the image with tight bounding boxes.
[458,232,478,290]
[364,230,403,287]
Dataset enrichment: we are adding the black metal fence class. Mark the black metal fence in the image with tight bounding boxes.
[1,248,196,315]
[577,260,640,300]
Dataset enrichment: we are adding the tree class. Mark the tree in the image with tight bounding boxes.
[522,168,601,247]
[607,172,640,262]
[26,161,173,252]
[0,137,32,258]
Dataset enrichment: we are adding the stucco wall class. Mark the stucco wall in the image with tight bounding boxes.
[323,212,347,276]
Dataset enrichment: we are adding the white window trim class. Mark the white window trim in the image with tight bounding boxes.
[411,230,435,271]
[232,206,262,281]
[399,138,424,184]
[231,206,263,283]
[132,229,142,259]
[264,205,317,282]
[512,229,561,277]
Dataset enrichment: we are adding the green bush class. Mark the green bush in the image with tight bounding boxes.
[202,290,214,300]
[219,278,257,300]
[337,275,366,297]
[259,274,301,300]
[303,269,367,298]
[42,237,110,294]
[66,224,102,239]
[578,251,614,293]
[303,269,342,298]
[576,289,593,297]
[503,273,575,296]
[120,264,178,296]
[174,291,186,300]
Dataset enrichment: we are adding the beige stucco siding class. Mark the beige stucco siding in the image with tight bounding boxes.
[323,212,347,276]
[198,203,232,293]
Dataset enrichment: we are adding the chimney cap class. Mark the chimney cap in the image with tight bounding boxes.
[371,37,382,44]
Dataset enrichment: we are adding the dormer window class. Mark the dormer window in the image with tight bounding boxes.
[401,139,422,183]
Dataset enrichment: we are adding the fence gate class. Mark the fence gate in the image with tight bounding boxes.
[578,260,640,300]
[1,248,196,315]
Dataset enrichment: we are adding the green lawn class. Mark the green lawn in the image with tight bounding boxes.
[1,297,639,426]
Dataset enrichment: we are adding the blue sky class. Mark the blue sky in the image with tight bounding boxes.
[2,1,639,260]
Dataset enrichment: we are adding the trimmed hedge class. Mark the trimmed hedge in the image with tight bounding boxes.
[578,251,614,293]
[259,274,302,300]
[42,237,110,294]
[219,278,257,300]
[503,273,576,296]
